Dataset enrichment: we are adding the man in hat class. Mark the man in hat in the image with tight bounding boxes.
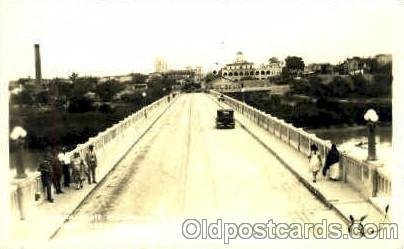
[85,145,98,184]
[38,152,54,202]
[51,148,64,194]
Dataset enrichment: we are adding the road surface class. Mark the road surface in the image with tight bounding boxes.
[52,93,345,248]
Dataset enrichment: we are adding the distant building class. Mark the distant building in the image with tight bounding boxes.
[164,69,195,85]
[155,58,168,73]
[185,66,204,83]
[341,57,368,75]
[305,63,334,75]
[99,75,132,83]
[375,54,392,66]
[220,52,283,81]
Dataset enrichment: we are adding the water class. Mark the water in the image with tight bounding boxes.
[310,126,392,167]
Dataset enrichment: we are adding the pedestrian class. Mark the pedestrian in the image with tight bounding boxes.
[323,144,340,181]
[85,145,98,184]
[50,148,64,194]
[58,147,71,187]
[38,152,54,203]
[308,144,322,183]
[71,152,87,190]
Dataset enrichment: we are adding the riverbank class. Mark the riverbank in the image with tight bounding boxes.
[227,91,392,129]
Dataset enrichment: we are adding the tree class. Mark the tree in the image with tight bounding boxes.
[10,90,34,105]
[94,80,125,102]
[130,73,148,84]
[285,56,305,76]
[68,96,95,113]
[204,73,219,83]
[328,76,351,97]
[35,91,51,104]
[69,72,79,83]
[269,57,280,64]
[307,77,329,98]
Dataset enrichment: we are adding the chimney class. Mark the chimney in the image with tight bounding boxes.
[34,44,42,84]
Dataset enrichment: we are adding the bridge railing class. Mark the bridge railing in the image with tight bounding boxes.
[10,94,175,220]
[210,90,391,198]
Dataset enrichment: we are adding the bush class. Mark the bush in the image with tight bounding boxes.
[68,96,95,113]
[10,90,34,105]
[98,103,113,113]
[95,80,125,102]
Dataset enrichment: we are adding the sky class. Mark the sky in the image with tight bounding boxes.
[0,0,401,83]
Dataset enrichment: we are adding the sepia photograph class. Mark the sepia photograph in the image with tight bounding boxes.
[1,0,403,248]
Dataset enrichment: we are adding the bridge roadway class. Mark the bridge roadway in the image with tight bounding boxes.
[52,93,345,247]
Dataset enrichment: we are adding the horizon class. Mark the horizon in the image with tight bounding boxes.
[8,51,392,82]
[1,0,396,83]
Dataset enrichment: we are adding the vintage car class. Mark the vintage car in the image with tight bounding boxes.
[216,109,235,129]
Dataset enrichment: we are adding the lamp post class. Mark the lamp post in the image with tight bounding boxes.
[364,109,379,161]
[142,91,147,106]
[10,126,28,178]
[241,87,245,103]
[142,91,147,118]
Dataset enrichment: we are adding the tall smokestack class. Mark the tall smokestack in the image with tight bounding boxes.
[34,44,42,84]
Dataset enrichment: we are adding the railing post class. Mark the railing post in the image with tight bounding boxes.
[297,128,302,152]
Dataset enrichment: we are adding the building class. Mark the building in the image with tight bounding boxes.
[342,57,369,75]
[304,63,335,75]
[164,69,195,85]
[220,52,283,81]
[99,75,133,83]
[375,54,392,66]
[185,66,204,83]
[155,58,168,73]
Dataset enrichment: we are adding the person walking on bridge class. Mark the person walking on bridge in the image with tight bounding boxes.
[323,144,340,181]
[85,145,98,184]
[71,152,87,190]
[308,144,322,183]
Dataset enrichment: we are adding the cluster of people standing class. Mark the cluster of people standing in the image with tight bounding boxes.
[37,145,98,203]
[308,143,340,183]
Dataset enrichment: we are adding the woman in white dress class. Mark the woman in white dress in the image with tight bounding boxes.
[308,144,322,183]
[323,144,340,180]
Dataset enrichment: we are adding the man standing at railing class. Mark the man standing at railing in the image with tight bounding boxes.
[51,148,64,194]
[85,145,98,184]
[58,147,71,187]
[38,152,54,203]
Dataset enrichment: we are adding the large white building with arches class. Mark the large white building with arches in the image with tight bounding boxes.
[220,52,283,81]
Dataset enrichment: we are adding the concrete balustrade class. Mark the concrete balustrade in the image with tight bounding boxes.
[10,94,174,220]
[210,90,391,198]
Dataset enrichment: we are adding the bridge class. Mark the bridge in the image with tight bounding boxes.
[8,92,393,247]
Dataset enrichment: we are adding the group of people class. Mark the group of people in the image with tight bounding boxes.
[308,143,340,183]
[37,145,98,203]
